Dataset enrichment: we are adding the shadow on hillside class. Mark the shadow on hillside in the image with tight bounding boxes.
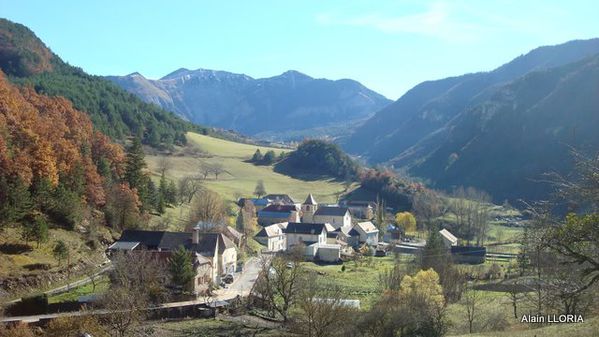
[273,158,341,182]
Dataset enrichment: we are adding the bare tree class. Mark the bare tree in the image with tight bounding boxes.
[292,274,357,337]
[177,175,204,205]
[199,161,213,180]
[462,289,482,333]
[505,281,524,319]
[109,250,169,304]
[211,162,227,180]
[100,284,148,337]
[189,189,227,226]
[157,156,172,175]
[378,262,403,292]
[252,252,303,322]
[413,189,442,231]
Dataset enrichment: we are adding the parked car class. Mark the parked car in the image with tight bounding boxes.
[223,274,234,284]
[374,250,388,257]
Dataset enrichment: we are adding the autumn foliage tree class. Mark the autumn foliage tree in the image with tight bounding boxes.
[0,70,132,235]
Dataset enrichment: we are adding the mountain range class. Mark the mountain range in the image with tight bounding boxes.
[0,18,200,147]
[342,38,599,202]
[106,69,391,140]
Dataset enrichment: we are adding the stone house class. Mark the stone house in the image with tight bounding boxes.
[108,228,237,294]
[255,222,287,252]
[257,204,300,226]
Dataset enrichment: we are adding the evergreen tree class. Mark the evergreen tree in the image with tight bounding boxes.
[263,150,276,164]
[53,240,69,265]
[32,178,55,211]
[421,228,450,272]
[124,137,147,190]
[254,180,267,198]
[49,184,83,230]
[159,172,168,198]
[168,246,195,291]
[158,171,170,210]
[165,180,177,205]
[32,216,48,248]
[0,177,32,226]
[146,179,162,214]
[251,149,263,162]
[23,215,49,248]
[96,157,112,180]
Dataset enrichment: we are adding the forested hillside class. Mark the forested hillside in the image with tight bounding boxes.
[0,18,201,148]
[342,38,599,202]
[0,70,129,233]
[398,54,599,202]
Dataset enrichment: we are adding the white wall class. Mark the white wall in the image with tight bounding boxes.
[313,214,351,229]
[286,231,326,249]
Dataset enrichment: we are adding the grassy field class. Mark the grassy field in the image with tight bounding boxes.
[145,132,349,228]
[152,316,285,337]
[48,275,110,303]
[301,255,414,309]
[0,227,108,279]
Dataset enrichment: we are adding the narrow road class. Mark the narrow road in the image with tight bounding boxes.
[5,261,112,305]
[215,256,262,299]
[1,256,265,323]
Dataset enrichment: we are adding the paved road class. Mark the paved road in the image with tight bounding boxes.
[1,256,266,323]
[216,256,262,299]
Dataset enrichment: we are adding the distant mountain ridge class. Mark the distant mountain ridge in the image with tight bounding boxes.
[107,68,391,140]
[0,18,200,147]
[342,38,599,202]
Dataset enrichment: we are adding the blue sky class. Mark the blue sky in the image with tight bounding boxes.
[3,0,599,99]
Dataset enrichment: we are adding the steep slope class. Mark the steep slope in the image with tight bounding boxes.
[107,69,391,140]
[343,38,599,163]
[0,19,201,147]
[396,55,599,202]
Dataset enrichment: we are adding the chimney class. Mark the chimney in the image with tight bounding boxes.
[192,226,200,244]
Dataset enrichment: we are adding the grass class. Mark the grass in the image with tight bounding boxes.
[152,317,285,337]
[145,132,348,229]
[47,275,110,303]
[300,255,412,309]
[0,227,107,279]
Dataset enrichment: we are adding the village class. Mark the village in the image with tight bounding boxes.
[106,192,483,303]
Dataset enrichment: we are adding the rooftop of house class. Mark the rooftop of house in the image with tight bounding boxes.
[210,225,244,241]
[346,200,376,208]
[356,221,379,234]
[115,230,235,255]
[259,204,298,214]
[256,224,285,238]
[314,206,349,217]
[303,193,317,205]
[264,194,295,205]
[284,222,327,235]
[439,228,458,242]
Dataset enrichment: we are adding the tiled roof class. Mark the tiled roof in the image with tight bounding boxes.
[356,221,379,234]
[261,204,298,213]
[284,222,326,235]
[118,230,189,250]
[116,230,234,254]
[303,194,317,205]
[314,206,349,217]
[256,224,284,238]
[264,194,295,204]
[439,229,458,242]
